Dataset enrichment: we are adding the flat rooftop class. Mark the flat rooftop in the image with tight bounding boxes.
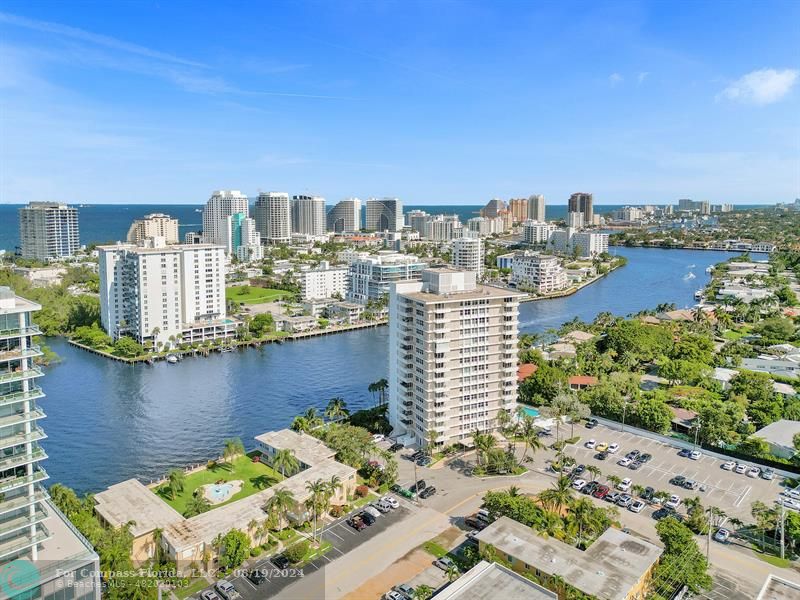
[254,429,336,466]
[35,500,99,584]
[401,282,525,303]
[94,478,184,537]
[475,517,662,600]
[756,574,800,599]
[433,561,556,600]
[0,288,42,315]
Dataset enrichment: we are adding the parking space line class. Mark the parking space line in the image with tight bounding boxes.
[326,528,345,542]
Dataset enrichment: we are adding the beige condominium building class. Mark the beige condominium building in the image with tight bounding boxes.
[126,213,180,244]
[388,268,524,448]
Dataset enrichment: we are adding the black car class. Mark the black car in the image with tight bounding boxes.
[669,475,686,486]
[246,569,266,585]
[640,486,655,502]
[585,418,598,429]
[652,507,675,521]
[389,443,404,452]
[360,511,376,525]
[272,554,290,569]
[581,481,599,495]
[573,464,586,477]
[638,453,652,463]
[677,448,691,458]
[419,486,437,499]
[595,451,609,461]
[411,479,426,493]
[629,461,642,471]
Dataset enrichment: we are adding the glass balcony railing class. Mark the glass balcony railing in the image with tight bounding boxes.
[0,346,42,364]
[0,387,45,407]
[0,407,46,429]
[0,489,48,517]
[0,468,49,494]
[0,447,47,471]
[0,325,41,341]
[0,427,47,452]
[0,505,48,537]
[0,524,51,560]
[0,367,44,384]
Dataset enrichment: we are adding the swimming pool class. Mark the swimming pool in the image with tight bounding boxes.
[521,407,540,418]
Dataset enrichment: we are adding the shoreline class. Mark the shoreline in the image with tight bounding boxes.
[609,243,772,253]
[518,259,625,303]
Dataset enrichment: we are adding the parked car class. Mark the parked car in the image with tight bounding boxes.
[384,592,406,600]
[605,491,621,504]
[595,442,609,452]
[734,463,748,474]
[608,442,620,454]
[625,450,640,461]
[572,479,587,491]
[596,451,609,461]
[465,516,487,530]
[348,515,366,531]
[476,509,491,522]
[201,591,222,600]
[653,507,675,520]
[616,494,633,508]
[360,511,376,526]
[419,486,437,499]
[640,486,655,502]
[721,461,735,471]
[246,569,266,586]
[629,500,646,513]
[581,481,599,495]
[573,464,586,477]
[617,457,633,467]
[677,448,691,458]
[761,468,775,481]
[272,554,291,569]
[629,460,643,471]
[392,584,416,600]
[617,478,633,492]
[682,479,699,491]
[747,466,761,478]
[411,480,426,493]
[689,450,701,460]
[381,495,400,509]
[593,485,610,499]
[713,528,730,543]
[669,475,686,486]
[365,506,382,519]
[585,439,597,449]
[215,580,237,600]
[777,497,800,512]
[665,495,681,509]
[585,418,598,429]
[373,434,385,442]
[434,557,457,571]
[417,456,433,467]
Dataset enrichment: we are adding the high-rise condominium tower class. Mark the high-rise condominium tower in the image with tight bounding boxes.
[365,198,404,232]
[388,269,524,447]
[568,192,593,225]
[202,190,249,246]
[18,202,80,261]
[253,192,291,245]
[127,213,179,244]
[0,286,101,597]
[452,234,485,276]
[528,194,546,222]
[326,198,361,233]
[291,195,326,236]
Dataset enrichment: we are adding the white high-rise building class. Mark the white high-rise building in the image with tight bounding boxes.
[405,210,428,234]
[528,194,546,221]
[203,190,249,246]
[326,198,361,233]
[566,211,585,228]
[466,217,491,237]
[127,213,180,244]
[365,198,404,232]
[511,252,568,293]
[299,261,349,300]
[423,215,461,241]
[452,235,485,276]
[253,192,291,245]
[291,195,326,236]
[18,202,80,261]
[0,286,101,597]
[522,220,557,245]
[388,269,524,447]
[98,238,232,347]
[232,216,263,263]
[547,228,609,258]
[346,251,427,304]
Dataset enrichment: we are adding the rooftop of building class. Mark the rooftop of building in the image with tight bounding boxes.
[475,517,662,600]
[97,240,224,253]
[94,478,184,537]
[400,274,525,303]
[518,363,539,381]
[432,561,556,600]
[568,375,599,386]
[752,420,800,449]
[254,428,337,466]
[0,287,42,314]
[34,500,99,585]
[756,574,800,599]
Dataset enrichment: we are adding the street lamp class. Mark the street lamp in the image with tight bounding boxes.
[621,399,629,433]
[693,419,702,450]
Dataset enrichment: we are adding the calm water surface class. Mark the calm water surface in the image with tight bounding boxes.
[41,247,759,492]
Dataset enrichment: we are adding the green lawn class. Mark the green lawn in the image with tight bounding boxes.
[422,540,449,558]
[226,286,292,304]
[173,578,210,600]
[155,455,283,515]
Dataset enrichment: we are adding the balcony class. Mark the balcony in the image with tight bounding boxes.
[0,524,51,561]
[400,419,412,426]
[0,325,41,341]
[402,401,413,407]
[0,387,45,407]
[0,447,47,471]
[0,346,42,364]
[0,407,46,429]
[0,504,49,537]
[0,367,44,385]
[0,489,48,517]
[0,468,49,494]
[0,427,47,452]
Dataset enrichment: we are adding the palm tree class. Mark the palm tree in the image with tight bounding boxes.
[472,430,496,466]
[324,397,349,422]
[291,415,310,433]
[586,465,601,483]
[507,485,520,497]
[426,429,440,456]
[445,563,460,582]
[168,469,185,500]
[272,448,300,478]
[151,527,164,564]
[326,475,342,505]
[519,417,544,464]
[223,438,244,464]
[248,518,259,541]
[302,408,323,430]
[565,497,599,548]
[184,494,211,517]
[413,585,434,600]
[305,479,328,543]
[538,476,573,513]
[606,474,622,490]
[263,488,296,530]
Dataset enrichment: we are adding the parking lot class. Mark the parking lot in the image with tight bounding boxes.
[190,502,412,600]
[560,424,783,518]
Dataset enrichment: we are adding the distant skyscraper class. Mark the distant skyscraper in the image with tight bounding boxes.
[568,193,593,225]
[528,194,546,221]
[203,190,248,246]
[18,202,80,260]
[127,213,179,244]
[291,195,326,236]
[366,198,404,232]
[452,234,485,276]
[223,213,261,261]
[480,198,507,219]
[509,198,528,223]
[326,198,361,233]
[253,192,291,245]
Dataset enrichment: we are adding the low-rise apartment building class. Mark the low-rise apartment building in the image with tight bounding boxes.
[298,261,349,301]
[511,252,568,293]
[346,251,427,304]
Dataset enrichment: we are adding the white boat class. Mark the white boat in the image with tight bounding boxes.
[705,266,713,273]
[683,272,696,281]
[694,290,703,300]
[166,354,179,364]
[220,346,234,353]
[687,264,695,268]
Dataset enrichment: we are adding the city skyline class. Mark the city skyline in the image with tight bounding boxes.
[0,1,798,205]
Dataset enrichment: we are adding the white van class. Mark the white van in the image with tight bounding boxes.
[476,509,491,523]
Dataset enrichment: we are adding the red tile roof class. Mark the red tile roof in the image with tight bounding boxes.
[518,363,538,381]
[568,375,599,386]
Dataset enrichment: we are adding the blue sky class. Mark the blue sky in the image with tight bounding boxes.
[1,1,798,206]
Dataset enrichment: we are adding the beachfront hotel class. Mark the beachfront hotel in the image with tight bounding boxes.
[98,237,234,348]
[0,286,100,598]
[388,268,524,448]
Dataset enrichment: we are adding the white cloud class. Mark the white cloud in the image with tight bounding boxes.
[717,68,798,105]
[637,72,649,84]
[609,72,623,86]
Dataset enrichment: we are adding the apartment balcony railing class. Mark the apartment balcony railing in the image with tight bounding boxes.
[0,524,51,561]
[0,447,47,471]
[0,346,42,364]
[0,325,41,341]
[0,407,46,429]
[402,401,413,407]
[0,367,44,384]
[0,504,48,537]
[0,387,45,407]
[0,489,48,517]
[0,468,49,494]
[0,427,47,452]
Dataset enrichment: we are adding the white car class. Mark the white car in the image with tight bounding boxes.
[617,457,632,467]
[585,439,597,449]
[689,450,701,460]
[617,478,632,492]
[381,495,400,509]
[372,434,385,443]
[721,461,735,471]
[384,592,405,600]
[747,466,761,478]
[364,506,382,519]
[778,497,800,512]
[734,463,748,474]
[629,500,646,513]
[572,479,587,491]
[665,494,681,509]
[608,443,620,454]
